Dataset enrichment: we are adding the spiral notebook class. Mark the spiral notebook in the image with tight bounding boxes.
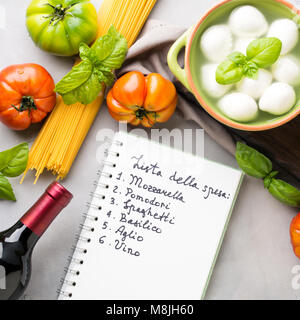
[58,131,244,300]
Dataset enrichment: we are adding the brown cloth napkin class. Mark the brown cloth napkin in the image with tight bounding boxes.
[118,20,300,187]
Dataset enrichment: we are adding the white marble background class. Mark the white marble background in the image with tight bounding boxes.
[0,0,299,300]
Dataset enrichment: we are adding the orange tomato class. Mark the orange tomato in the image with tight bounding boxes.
[0,63,56,130]
[107,71,177,127]
[290,213,300,259]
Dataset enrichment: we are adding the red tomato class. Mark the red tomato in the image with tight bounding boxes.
[107,71,177,127]
[291,213,300,259]
[0,63,56,130]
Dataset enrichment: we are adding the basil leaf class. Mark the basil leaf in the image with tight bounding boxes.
[224,52,258,80]
[55,61,93,95]
[55,25,128,105]
[96,65,116,86]
[100,26,128,69]
[58,91,77,106]
[243,61,259,79]
[61,72,103,105]
[268,179,300,207]
[91,33,115,62]
[80,43,104,67]
[236,142,300,208]
[246,37,282,68]
[0,174,16,201]
[263,171,279,189]
[0,143,29,178]
[216,60,243,85]
[236,142,273,179]
[228,52,247,65]
[75,72,103,105]
[79,43,93,60]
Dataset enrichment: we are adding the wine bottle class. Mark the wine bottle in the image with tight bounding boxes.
[0,182,73,300]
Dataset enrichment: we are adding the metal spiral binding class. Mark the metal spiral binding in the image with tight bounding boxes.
[56,136,123,299]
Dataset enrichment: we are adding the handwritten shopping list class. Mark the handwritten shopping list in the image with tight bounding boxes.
[97,153,233,258]
[70,132,243,300]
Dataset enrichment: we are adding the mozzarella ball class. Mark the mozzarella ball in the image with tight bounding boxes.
[267,19,298,55]
[236,69,273,100]
[219,92,258,122]
[259,82,296,115]
[272,55,300,86]
[201,64,232,98]
[200,25,233,62]
[229,6,268,38]
[233,37,256,54]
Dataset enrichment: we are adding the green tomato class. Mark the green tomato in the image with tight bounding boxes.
[26,0,98,56]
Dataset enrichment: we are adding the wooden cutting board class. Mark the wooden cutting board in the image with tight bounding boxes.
[229,115,300,185]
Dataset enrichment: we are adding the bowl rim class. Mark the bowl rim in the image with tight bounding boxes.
[185,0,300,131]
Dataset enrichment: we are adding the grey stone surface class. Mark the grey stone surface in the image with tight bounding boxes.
[0,0,299,300]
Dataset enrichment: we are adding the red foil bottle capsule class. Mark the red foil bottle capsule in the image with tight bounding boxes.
[21,182,73,236]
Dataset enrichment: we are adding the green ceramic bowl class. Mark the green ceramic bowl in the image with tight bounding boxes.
[168,0,300,131]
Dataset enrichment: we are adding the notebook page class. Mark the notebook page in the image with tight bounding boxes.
[59,131,243,300]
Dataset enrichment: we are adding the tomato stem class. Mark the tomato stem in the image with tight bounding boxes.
[44,2,79,25]
[135,107,157,125]
[12,96,37,115]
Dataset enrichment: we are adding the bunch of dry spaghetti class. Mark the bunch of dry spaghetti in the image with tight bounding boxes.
[22,0,157,184]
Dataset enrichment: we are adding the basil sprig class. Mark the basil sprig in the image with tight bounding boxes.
[236,142,300,207]
[55,25,128,105]
[216,37,282,85]
[0,143,29,201]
